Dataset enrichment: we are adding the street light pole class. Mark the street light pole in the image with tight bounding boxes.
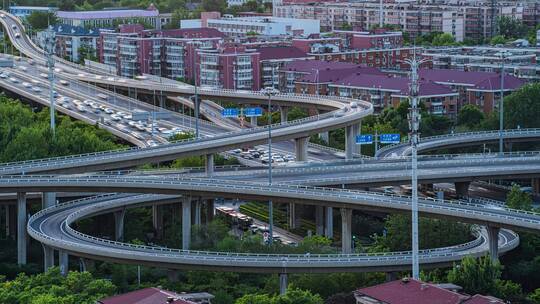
[44,27,56,137]
[499,52,506,156]
[264,87,278,244]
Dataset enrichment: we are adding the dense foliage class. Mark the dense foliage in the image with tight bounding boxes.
[0,268,116,304]
[0,96,124,162]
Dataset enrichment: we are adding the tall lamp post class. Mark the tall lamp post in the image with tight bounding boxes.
[498,51,508,156]
[264,86,279,244]
[43,27,56,137]
[401,53,430,280]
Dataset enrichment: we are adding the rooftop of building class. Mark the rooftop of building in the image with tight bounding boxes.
[281,59,384,82]
[162,27,226,39]
[9,5,58,10]
[355,278,505,304]
[419,68,525,91]
[57,5,159,20]
[50,23,100,36]
[257,46,309,60]
[97,287,194,304]
[332,73,457,97]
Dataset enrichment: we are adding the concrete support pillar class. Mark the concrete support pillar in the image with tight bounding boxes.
[4,204,10,239]
[288,203,296,229]
[454,181,471,198]
[295,137,309,162]
[43,245,54,272]
[279,273,288,295]
[325,207,333,239]
[42,192,56,209]
[114,209,126,242]
[205,154,214,177]
[206,199,215,223]
[532,178,540,195]
[279,106,288,123]
[487,226,500,262]
[182,197,192,250]
[345,125,355,160]
[386,272,398,282]
[17,192,27,265]
[341,208,352,254]
[8,204,15,239]
[437,191,444,200]
[152,205,163,240]
[59,251,68,276]
[353,123,361,155]
[250,115,257,126]
[319,131,329,143]
[194,199,201,226]
[315,206,324,236]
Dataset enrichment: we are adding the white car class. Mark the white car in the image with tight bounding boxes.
[14,33,20,38]
[110,114,122,121]
[59,80,69,86]
[77,105,86,112]
[22,82,31,88]
[0,74,7,79]
[9,77,18,83]
[83,100,93,106]
[39,73,48,79]
[104,108,114,114]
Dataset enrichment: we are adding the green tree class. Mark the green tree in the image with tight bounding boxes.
[490,35,508,45]
[503,83,540,129]
[506,184,533,211]
[529,288,540,303]
[431,33,456,46]
[202,0,227,13]
[457,104,484,128]
[0,268,116,304]
[447,256,523,300]
[497,16,527,40]
[166,7,191,29]
[26,11,58,31]
[235,288,323,304]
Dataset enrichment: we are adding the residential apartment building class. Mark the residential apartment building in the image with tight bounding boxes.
[182,14,320,37]
[257,46,313,88]
[198,43,261,90]
[423,46,540,81]
[37,24,99,62]
[97,25,224,79]
[274,0,530,42]
[57,5,161,29]
[280,59,524,116]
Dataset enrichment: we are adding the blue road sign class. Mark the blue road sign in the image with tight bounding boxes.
[380,133,401,144]
[356,134,373,145]
[221,108,239,118]
[244,107,263,117]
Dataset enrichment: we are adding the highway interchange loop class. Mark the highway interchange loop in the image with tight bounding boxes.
[0,11,539,273]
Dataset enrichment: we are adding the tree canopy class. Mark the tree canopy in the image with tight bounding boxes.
[506,184,533,211]
[26,11,57,31]
[0,268,116,304]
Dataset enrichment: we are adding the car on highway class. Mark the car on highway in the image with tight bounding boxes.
[59,80,69,86]
[104,108,114,114]
[83,100,93,106]
[0,73,7,79]
[39,73,48,79]
[76,105,86,112]
[0,14,5,18]
[18,65,27,71]
[97,93,108,100]
[9,77,19,83]
[110,114,122,121]
[14,33,20,38]
[22,82,31,88]
[27,59,35,65]
[11,24,16,30]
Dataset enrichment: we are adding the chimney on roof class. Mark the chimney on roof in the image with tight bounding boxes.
[166,296,175,303]
[402,277,410,284]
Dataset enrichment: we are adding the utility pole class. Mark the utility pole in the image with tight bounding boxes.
[402,52,429,280]
[498,51,507,156]
[191,43,200,139]
[44,27,56,136]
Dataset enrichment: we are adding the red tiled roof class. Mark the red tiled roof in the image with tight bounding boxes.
[159,27,225,39]
[419,69,525,91]
[98,287,193,304]
[463,294,505,304]
[258,46,309,61]
[332,73,456,97]
[356,279,469,304]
